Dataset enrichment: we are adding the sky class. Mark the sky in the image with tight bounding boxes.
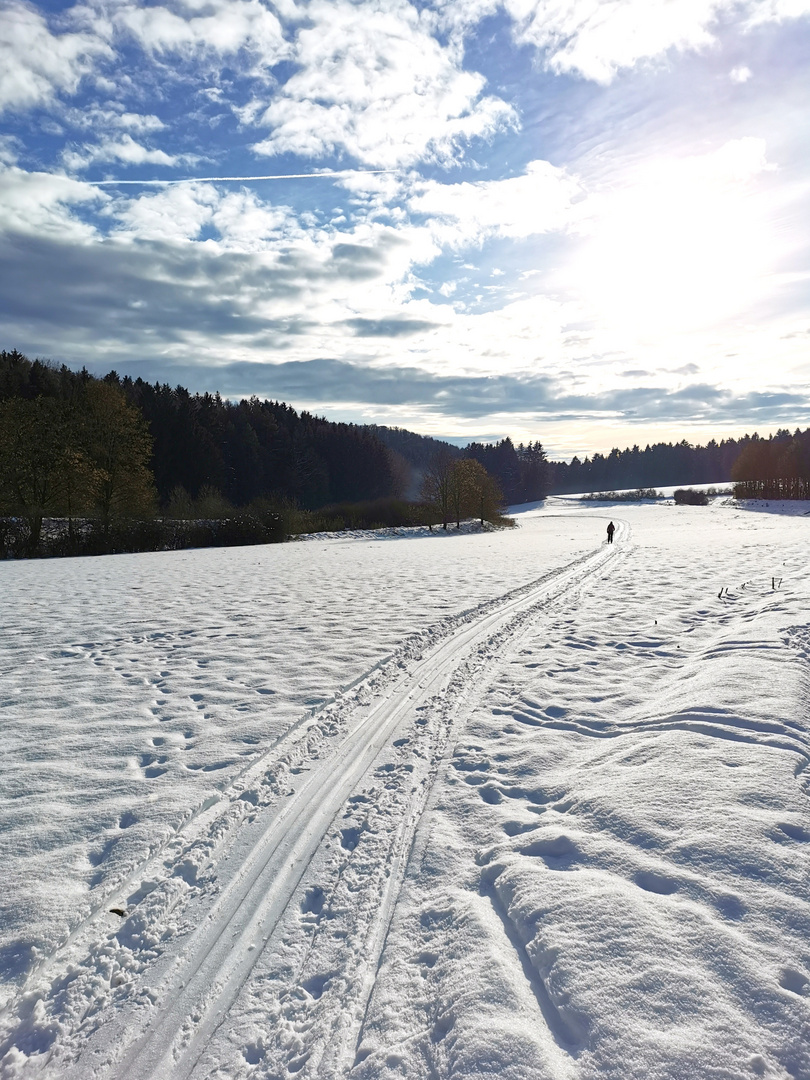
[1,0,809,458]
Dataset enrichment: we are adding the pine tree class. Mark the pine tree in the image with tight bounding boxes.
[0,397,96,552]
[83,381,156,531]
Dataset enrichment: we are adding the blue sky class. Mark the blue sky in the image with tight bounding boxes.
[1,0,808,457]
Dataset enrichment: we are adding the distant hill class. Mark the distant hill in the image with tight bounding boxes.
[365,425,461,499]
[365,424,460,470]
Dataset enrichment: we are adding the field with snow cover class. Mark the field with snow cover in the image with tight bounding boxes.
[1,498,809,1080]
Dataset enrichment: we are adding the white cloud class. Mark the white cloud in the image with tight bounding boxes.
[106,182,298,249]
[744,0,810,25]
[0,0,111,113]
[704,135,773,181]
[0,164,104,238]
[432,0,809,84]
[65,105,167,133]
[109,182,221,242]
[503,0,724,83]
[110,0,290,69]
[0,134,20,165]
[118,111,166,132]
[409,160,581,243]
[2,157,806,444]
[730,64,752,82]
[64,133,184,170]
[433,0,500,39]
[92,75,119,95]
[249,0,515,167]
[210,189,296,250]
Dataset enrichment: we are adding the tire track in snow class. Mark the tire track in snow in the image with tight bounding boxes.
[0,522,627,1078]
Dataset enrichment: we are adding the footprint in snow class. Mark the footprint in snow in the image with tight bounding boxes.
[634,870,678,895]
[88,837,118,868]
[340,826,362,851]
[301,886,325,916]
[776,822,810,843]
[301,973,332,1000]
[243,1042,265,1064]
[502,820,539,837]
[778,968,808,995]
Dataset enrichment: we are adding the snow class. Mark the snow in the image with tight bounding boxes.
[1,499,809,1079]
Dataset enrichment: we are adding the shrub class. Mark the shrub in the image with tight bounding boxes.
[581,488,661,502]
[0,509,286,558]
[291,498,426,534]
[673,488,709,506]
[0,519,30,559]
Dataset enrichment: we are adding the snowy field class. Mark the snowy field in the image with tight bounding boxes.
[1,499,809,1079]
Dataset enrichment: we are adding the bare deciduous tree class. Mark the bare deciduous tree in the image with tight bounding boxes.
[420,447,454,529]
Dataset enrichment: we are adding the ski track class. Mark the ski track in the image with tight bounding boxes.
[345,506,810,1080]
[0,522,626,1079]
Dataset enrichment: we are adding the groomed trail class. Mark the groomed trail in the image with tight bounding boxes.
[0,520,626,1080]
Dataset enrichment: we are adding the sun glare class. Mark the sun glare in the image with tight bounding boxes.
[572,140,776,336]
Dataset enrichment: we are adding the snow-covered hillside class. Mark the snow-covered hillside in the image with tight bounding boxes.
[1,500,808,1079]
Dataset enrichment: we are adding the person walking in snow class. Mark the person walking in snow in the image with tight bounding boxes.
[606,521,615,544]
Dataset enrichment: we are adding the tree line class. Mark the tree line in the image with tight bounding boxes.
[547,433,793,494]
[730,428,810,499]
[5,346,803,559]
[465,439,549,505]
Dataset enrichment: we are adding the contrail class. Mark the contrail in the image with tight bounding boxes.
[91,169,395,186]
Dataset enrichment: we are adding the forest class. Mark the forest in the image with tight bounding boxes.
[729,427,810,499]
[0,351,523,556]
[2,348,808,558]
[549,434,759,493]
[0,351,398,510]
[544,427,810,497]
